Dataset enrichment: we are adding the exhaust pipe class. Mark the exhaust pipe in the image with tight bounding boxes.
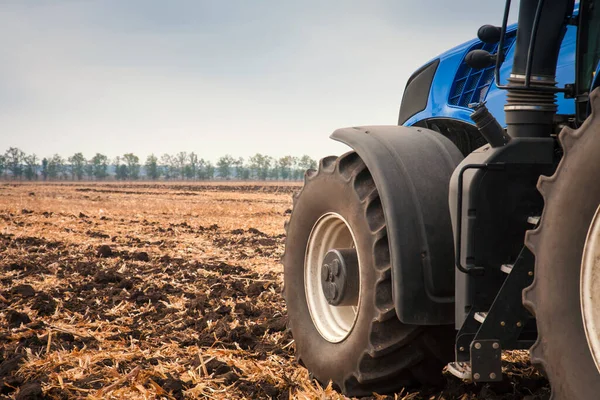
[505,0,574,138]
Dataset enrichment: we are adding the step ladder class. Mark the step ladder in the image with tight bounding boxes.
[447,361,472,380]
[500,263,513,274]
[474,311,488,323]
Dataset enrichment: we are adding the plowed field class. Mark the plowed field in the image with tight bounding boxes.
[0,182,549,399]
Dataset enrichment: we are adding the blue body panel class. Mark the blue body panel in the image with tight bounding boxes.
[402,25,577,128]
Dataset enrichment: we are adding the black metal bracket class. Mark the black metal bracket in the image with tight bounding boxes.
[564,83,576,99]
[455,163,506,275]
[471,340,503,383]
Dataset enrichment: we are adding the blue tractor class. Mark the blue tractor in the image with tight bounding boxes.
[399,19,576,154]
[283,1,600,399]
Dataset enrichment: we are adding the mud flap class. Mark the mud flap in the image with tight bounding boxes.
[331,125,463,325]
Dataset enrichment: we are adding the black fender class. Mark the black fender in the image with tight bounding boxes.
[331,125,463,325]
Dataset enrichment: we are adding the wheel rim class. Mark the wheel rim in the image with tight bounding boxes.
[581,204,600,373]
[305,212,360,343]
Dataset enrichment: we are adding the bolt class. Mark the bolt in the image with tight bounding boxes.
[500,321,506,326]
[459,346,465,352]
[474,342,482,349]
[528,271,533,276]
[325,282,338,300]
[473,373,481,380]
[490,372,497,380]
[493,342,500,349]
[331,284,338,299]
[331,259,341,277]
[322,264,331,282]
[517,321,522,327]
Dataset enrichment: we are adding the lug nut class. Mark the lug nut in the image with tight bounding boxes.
[322,264,330,282]
[474,342,482,349]
[332,259,341,276]
[326,282,338,299]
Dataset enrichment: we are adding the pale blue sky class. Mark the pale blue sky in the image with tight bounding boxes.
[0,1,516,161]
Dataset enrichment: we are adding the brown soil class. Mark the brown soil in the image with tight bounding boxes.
[0,182,549,399]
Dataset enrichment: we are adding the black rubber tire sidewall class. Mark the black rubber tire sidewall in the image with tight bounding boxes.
[284,168,379,387]
[525,119,600,399]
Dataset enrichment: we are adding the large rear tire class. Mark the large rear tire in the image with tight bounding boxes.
[283,151,454,397]
[523,88,600,399]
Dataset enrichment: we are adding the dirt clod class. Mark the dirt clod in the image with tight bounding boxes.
[31,293,57,316]
[15,381,43,400]
[11,284,35,298]
[133,251,150,261]
[93,270,123,284]
[6,311,31,328]
[0,355,25,377]
[0,375,23,395]
[204,359,233,375]
[97,244,113,257]
[218,371,240,385]
[247,281,269,296]
[247,227,263,235]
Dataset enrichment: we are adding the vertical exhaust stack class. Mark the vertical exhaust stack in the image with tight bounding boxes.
[505,0,574,138]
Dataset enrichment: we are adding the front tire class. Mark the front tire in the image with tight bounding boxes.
[283,151,453,397]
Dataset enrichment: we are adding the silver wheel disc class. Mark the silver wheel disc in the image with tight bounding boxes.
[305,212,360,343]
[581,204,600,373]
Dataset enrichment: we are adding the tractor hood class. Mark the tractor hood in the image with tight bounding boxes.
[398,23,576,129]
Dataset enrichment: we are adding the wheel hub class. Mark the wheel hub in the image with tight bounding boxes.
[304,212,360,343]
[321,249,359,306]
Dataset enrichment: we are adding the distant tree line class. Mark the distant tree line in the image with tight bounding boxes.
[0,147,318,181]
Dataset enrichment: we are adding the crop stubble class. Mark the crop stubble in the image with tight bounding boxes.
[0,182,549,399]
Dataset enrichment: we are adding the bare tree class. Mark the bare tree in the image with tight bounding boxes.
[24,154,38,180]
[123,153,140,180]
[160,154,174,180]
[91,153,109,180]
[175,152,187,180]
[217,155,235,179]
[187,152,199,180]
[5,147,25,179]
[249,153,272,180]
[278,156,294,180]
[48,154,65,180]
[68,153,86,180]
[0,155,5,178]
[145,154,160,180]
